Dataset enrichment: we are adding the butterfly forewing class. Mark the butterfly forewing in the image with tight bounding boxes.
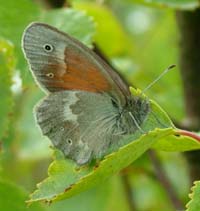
[22,23,130,105]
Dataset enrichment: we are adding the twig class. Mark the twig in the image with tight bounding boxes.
[120,170,137,211]
[148,150,184,210]
[176,9,200,130]
[176,7,200,183]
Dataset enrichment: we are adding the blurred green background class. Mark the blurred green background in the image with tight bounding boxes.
[1,0,199,210]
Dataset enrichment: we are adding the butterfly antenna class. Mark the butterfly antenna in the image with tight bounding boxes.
[141,64,176,95]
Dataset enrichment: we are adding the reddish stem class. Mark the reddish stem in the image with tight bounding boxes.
[176,130,200,142]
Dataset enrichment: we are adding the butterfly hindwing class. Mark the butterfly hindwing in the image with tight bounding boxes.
[35,91,128,164]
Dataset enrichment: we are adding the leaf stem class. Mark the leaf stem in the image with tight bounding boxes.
[176,130,200,142]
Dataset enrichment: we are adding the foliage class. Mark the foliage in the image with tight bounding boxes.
[40,8,96,47]
[133,0,199,10]
[0,39,14,140]
[0,179,44,211]
[186,181,200,211]
[0,0,200,211]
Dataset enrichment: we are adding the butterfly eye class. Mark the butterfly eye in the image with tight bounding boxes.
[43,44,53,52]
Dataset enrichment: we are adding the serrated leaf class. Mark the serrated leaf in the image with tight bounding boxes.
[73,2,131,56]
[46,175,130,211]
[40,8,96,47]
[29,128,173,203]
[0,179,44,211]
[186,181,200,211]
[0,39,14,140]
[133,0,199,10]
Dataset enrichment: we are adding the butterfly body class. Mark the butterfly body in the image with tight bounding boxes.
[22,23,150,165]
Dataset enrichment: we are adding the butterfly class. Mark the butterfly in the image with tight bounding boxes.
[22,22,150,165]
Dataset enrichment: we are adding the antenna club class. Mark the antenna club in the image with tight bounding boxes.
[168,64,176,69]
[141,64,176,94]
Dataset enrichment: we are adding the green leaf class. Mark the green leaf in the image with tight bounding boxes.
[0,39,14,140]
[40,8,96,47]
[73,2,131,56]
[133,0,199,10]
[0,0,39,72]
[0,179,44,211]
[186,181,200,211]
[29,128,173,203]
[48,175,130,211]
[17,88,51,160]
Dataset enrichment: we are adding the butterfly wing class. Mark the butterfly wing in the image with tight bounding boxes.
[36,90,125,165]
[22,22,130,105]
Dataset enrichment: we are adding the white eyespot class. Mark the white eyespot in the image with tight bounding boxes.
[60,127,64,131]
[43,44,53,52]
[66,138,72,145]
[46,72,54,78]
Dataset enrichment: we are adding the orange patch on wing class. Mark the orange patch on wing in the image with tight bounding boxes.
[43,47,111,93]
